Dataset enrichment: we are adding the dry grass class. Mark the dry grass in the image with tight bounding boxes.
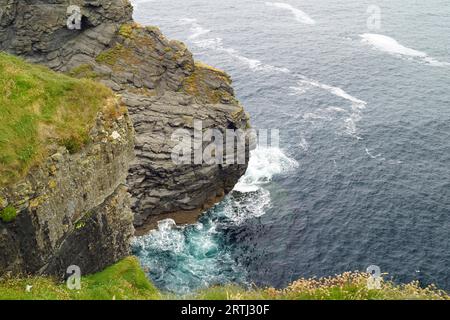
[191,272,449,300]
[182,62,235,104]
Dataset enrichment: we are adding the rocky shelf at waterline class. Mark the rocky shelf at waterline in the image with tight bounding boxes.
[0,0,251,277]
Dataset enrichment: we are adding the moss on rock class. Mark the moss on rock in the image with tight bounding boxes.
[68,64,99,79]
[182,62,236,104]
[0,206,17,223]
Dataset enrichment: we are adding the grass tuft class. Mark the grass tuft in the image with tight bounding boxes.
[182,62,235,104]
[0,257,160,300]
[0,206,17,223]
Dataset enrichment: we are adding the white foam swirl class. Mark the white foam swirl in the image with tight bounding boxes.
[234,146,299,193]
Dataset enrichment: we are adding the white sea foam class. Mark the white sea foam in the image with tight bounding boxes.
[291,76,367,139]
[219,188,272,225]
[326,106,347,113]
[360,34,450,67]
[234,146,299,193]
[132,147,300,291]
[132,216,241,294]
[179,18,211,39]
[134,219,186,254]
[181,18,290,74]
[223,146,299,224]
[223,48,291,73]
[365,148,385,161]
[297,78,367,107]
[265,2,316,25]
[302,111,333,121]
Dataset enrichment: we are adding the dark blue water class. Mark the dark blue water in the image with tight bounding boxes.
[130,0,450,294]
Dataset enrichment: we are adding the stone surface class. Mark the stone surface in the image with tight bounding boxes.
[0,0,133,70]
[0,1,251,243]
[0,106,135,276]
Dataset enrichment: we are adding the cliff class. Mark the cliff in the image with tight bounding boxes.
[0,53,135,275]
[0,0,250,233]
[0,0,250,275]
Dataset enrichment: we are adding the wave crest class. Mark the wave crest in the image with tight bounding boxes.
[266,2,316,25]
[361,33,450,67]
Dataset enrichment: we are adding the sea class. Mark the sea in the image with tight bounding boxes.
[129,0,450,294]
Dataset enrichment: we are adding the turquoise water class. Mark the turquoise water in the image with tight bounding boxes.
[130,0,450,294]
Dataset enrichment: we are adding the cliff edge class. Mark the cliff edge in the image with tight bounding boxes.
[0,0,250,275]
[0,53,135,276]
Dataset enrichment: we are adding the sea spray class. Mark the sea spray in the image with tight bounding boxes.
[133,146,298,294]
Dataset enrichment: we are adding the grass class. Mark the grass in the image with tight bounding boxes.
[0,205,17,222]
[67,64,99,80]
[95,44,130,66]
[190,272,449,300]
[0,257,447,300]
[0,257,160,300]
[0,52,114,186]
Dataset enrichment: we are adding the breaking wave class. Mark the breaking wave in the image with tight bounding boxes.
[235,146,299,192]
[133,146,298,294]
[360,34,450,67]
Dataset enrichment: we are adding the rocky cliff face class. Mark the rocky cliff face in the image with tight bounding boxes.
[0,0,133,70]
[0,106,135,276]
[1,0,250,265]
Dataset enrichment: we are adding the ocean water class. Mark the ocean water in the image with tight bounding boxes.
[130,0,450,294]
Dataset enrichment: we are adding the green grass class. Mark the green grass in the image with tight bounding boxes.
[1,257,447,300]
[0,52,114,186]
[0,257,160,300]
[0,205,17,222]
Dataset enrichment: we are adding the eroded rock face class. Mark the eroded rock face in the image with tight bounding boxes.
[0,107,135,276]
[0,0,133,70]
[0,1,251,235]
[94,26,251,233]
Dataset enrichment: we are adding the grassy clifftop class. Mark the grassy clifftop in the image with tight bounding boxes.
[0,53,114,186]
[0,257,160,300]
[0,257,447,300]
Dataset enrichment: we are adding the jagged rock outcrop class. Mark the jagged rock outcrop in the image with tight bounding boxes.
[0,106,135,276]
[0,1,250,235]
[0,0,133,70]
